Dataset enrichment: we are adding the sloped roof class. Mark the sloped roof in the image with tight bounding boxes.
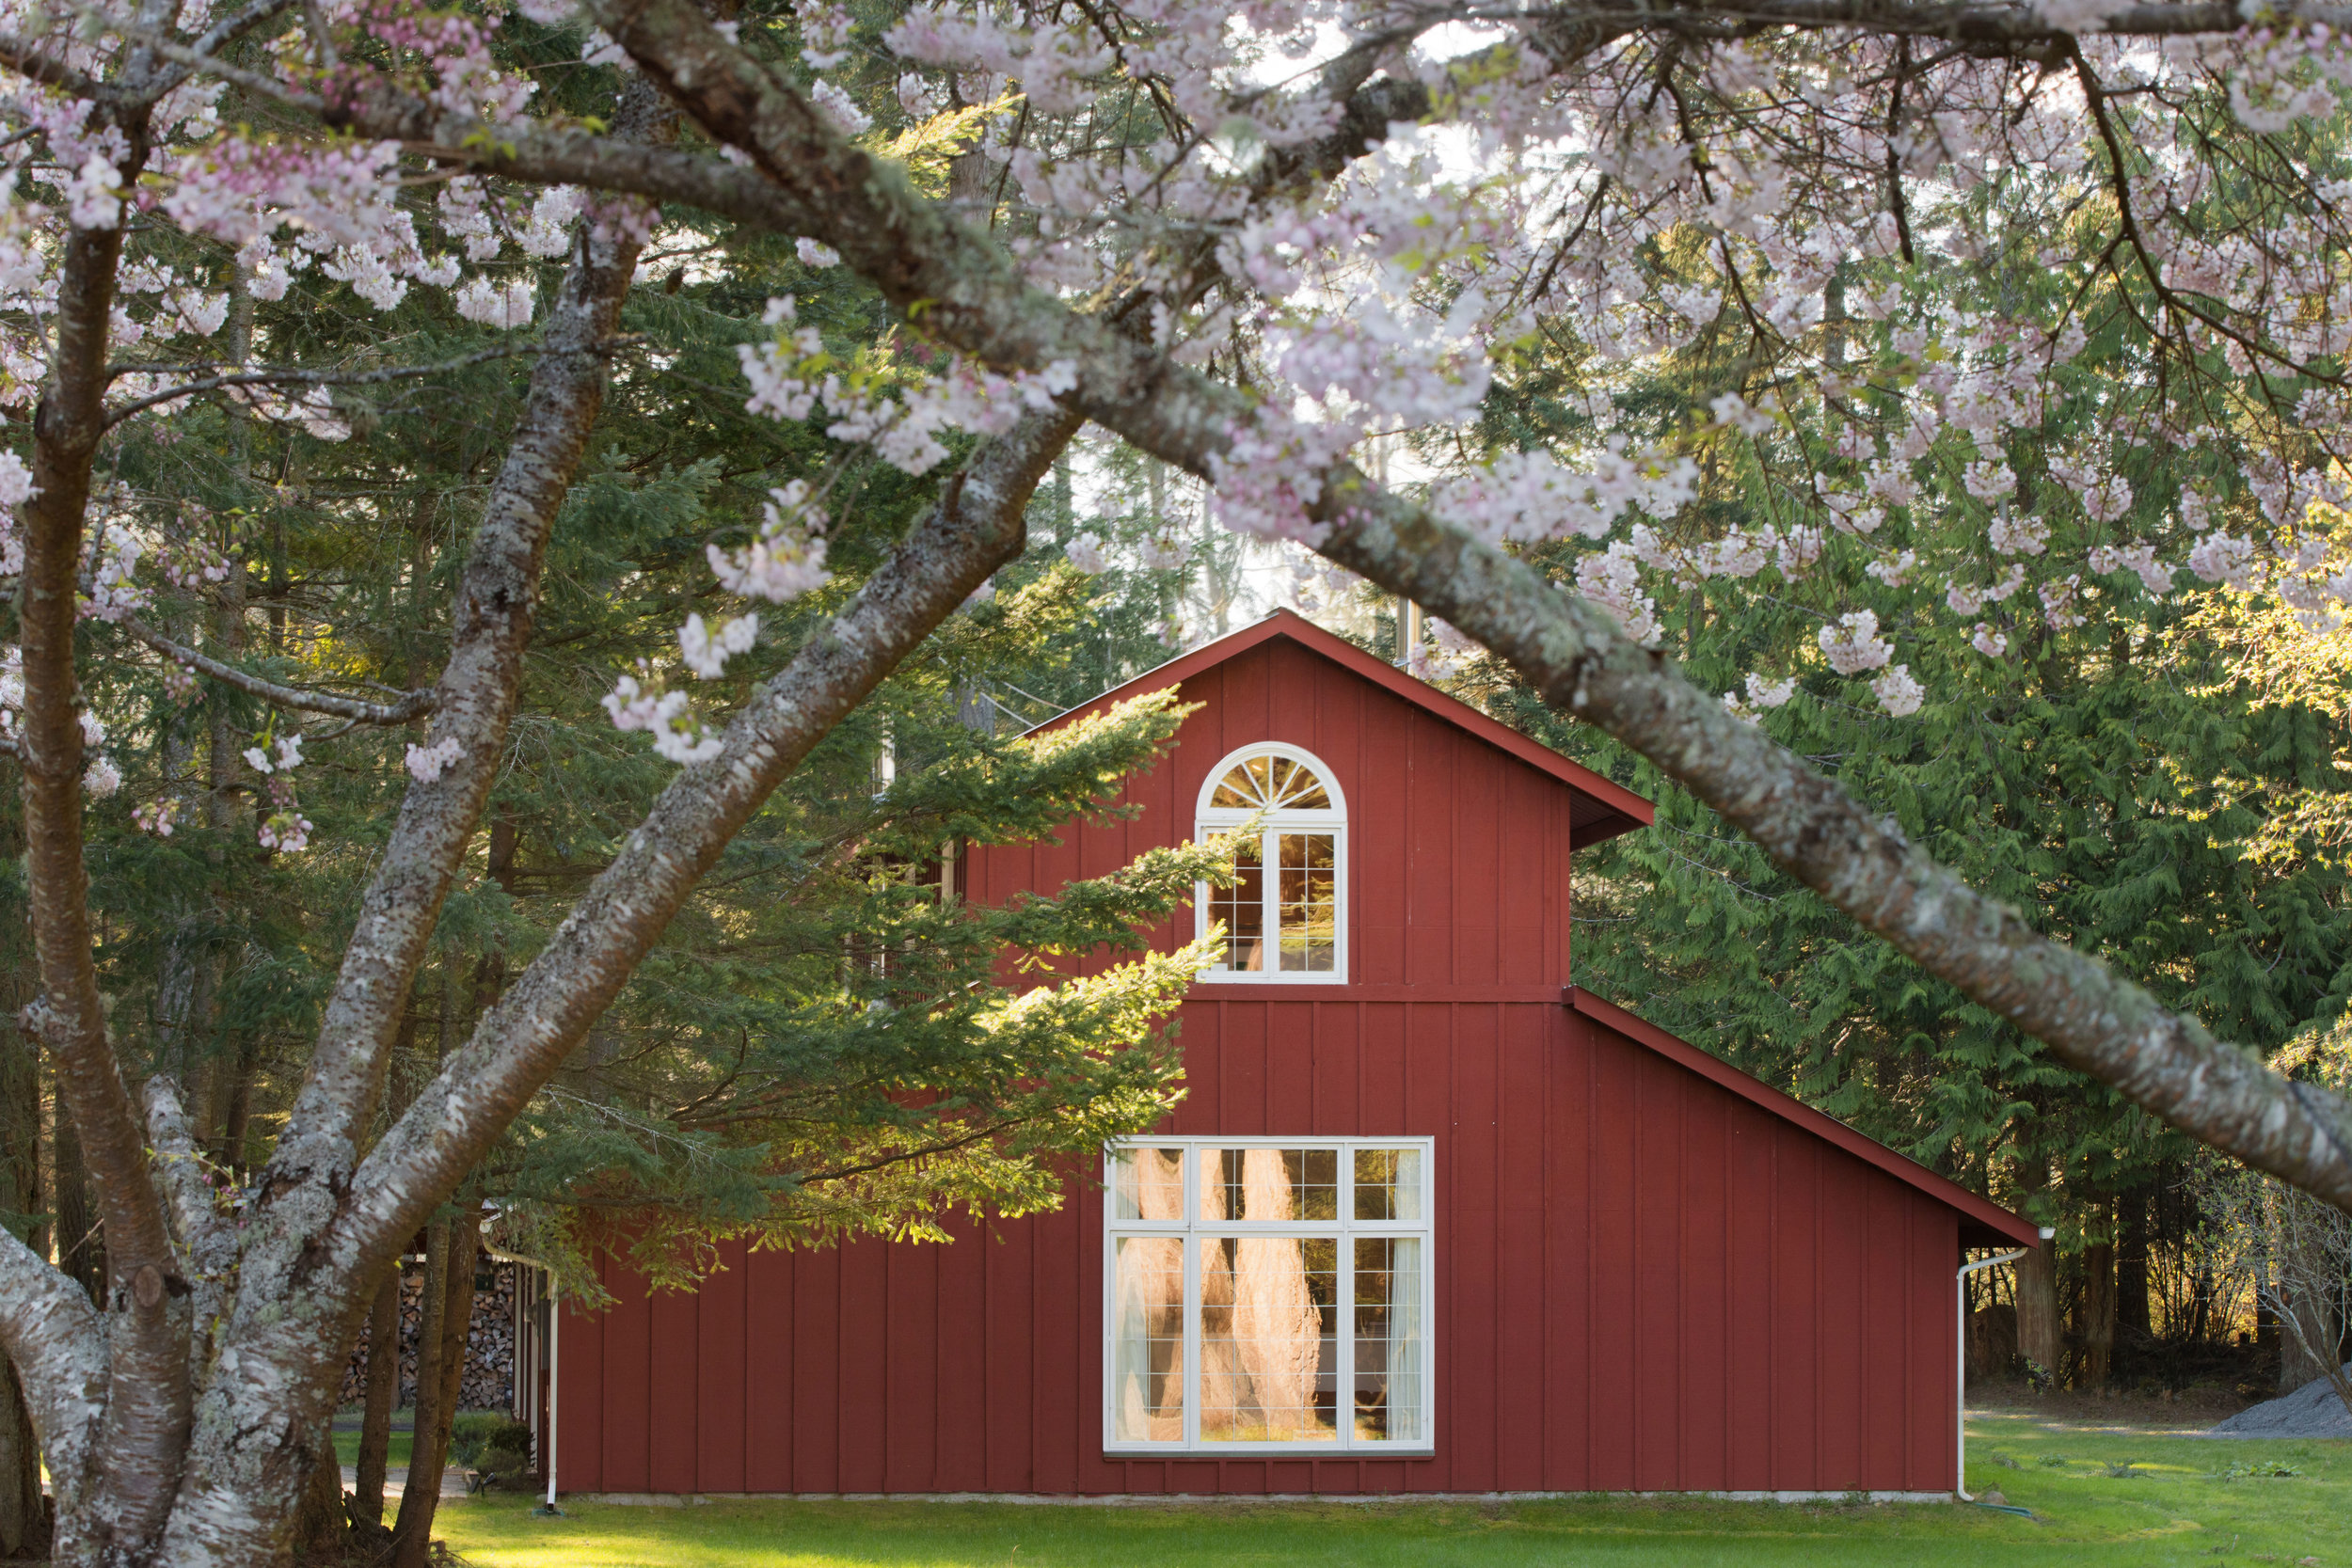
[1029,609,1655,846]
[1568,987,2042,1250]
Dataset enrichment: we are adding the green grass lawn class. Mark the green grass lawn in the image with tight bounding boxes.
[434,1413,2349,1567]
[332,1426,414,1473]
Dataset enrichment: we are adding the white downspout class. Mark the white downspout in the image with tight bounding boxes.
[1955,1242,2035,1500]
[484,1242,560,1513]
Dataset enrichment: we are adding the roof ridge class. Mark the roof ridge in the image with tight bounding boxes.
[1027,608,1654,843]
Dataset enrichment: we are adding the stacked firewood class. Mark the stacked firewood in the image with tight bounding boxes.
[340,1260,518,1410]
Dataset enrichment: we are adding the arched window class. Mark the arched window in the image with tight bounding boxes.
[1195,745,1346,982]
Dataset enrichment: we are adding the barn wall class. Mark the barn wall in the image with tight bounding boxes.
[967,636,1580,992]
[559,1003,1960,1497]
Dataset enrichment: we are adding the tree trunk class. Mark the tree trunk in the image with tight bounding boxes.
[0,1036,48,1558]
[51,1087,103,1305]
[286,1410,346,1564]
[0,1361,50,1561]
[390,1221,451,1568]
[391,1213,478,1568]
[2081,1241,2116,1388]
[351,1265,404,1534]
[2280,1276,2339,1393]
[2017,1243,2063,1385]
[2116,1192,2151,1370]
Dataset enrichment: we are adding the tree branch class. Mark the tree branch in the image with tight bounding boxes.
[104,340,577,429]
[0,1224,108,1517]
[159,80,678,1565]
[18,106,197,1547]
[122,617,437,724]
[342,402,1077,1316]
[589,0,2352,1212]
[142,1076,241,1370]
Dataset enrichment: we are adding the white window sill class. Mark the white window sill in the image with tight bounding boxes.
[1104,1446,1438,1458]
[1192,971,1352,986]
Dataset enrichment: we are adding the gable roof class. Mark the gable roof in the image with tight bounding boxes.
[1567,986,2042,1250]
[1029,609,1655,846]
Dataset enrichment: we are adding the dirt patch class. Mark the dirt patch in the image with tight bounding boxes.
[1969,1374,2261,1429]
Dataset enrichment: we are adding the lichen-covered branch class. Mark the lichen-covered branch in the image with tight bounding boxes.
[347,403,1078,1291]
[153,83,678,1568]
[0,1227,107,1522]
[122,618,437,725]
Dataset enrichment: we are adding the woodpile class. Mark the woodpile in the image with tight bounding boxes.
[340,1260,517,1410]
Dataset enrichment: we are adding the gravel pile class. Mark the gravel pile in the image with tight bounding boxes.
[2207,1370,2352,1438]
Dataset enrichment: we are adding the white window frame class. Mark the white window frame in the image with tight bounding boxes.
[1101,1135,1438,1456]
[1192,743,1348,986]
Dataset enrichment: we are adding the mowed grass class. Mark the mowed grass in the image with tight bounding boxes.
[435,1412,2351,1567]
[332,1427,414,1472]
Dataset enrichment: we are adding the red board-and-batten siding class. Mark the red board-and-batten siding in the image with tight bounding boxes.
[555,611,2037,1497]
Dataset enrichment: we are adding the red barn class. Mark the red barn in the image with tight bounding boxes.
[533,610,2038,1502]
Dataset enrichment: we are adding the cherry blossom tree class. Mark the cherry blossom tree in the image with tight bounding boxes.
[3,0,2352,1561]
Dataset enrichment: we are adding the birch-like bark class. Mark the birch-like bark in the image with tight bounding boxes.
[261,82,669,1204]
[143,168,1074,1568]
[0,1227,106,1523]
[145,87,674,1568]
[588,0,2352,1215]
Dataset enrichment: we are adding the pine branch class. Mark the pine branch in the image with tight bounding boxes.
[122,617,437,724]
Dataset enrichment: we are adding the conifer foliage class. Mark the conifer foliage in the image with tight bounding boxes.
[1,0,2351,1561]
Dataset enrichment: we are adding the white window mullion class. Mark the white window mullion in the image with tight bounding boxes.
[1259,829,1279,973]
[1337,1145,1356,1451]
[1184,1148,1201,1448]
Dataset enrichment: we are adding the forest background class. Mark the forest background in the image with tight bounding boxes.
[4,8,2352,1556]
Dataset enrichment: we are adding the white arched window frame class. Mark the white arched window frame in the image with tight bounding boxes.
[1193,743,1347,984]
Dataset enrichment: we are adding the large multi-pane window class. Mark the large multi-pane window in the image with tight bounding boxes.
[1195,746,1345,983]
[1104,1138,1433,1453]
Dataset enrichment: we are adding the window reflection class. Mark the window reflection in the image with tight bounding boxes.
[1277,833,1336,972]
[1352,1236,1424,1442]
[1200,1148,1338,1223]
[1106,1141,1430,1450]
[1111,1146,1184,1223]
[1211,838,1264,971]
[1199,1234,1339,1443]
[1112,1237,1185,1442]
[1353,1147,1423,1223]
